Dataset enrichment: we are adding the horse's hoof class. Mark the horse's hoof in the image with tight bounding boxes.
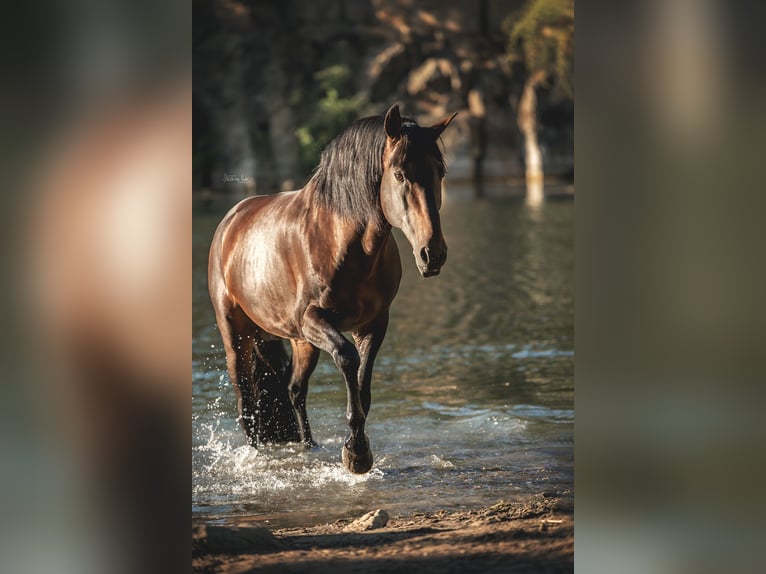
[342,438,373,474]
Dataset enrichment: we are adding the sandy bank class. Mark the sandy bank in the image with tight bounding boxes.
[193,492,573,573]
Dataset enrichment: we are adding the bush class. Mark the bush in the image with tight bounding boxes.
[294,64,369,175]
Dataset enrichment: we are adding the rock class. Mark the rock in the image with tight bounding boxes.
[343,509,390,532]
[192,524,283,555]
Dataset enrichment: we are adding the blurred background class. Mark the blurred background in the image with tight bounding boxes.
[192,0,573,201]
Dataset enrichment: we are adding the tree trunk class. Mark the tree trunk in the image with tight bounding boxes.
[517,70,547,203]
[468,88,487,198]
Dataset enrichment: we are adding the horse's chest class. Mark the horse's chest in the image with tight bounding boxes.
[325,270,398,330]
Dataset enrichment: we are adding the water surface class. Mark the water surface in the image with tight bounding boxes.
[192,189,573,527]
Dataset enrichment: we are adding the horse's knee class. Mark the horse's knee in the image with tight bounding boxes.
[333,341,360,375]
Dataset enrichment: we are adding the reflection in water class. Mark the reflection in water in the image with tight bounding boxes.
[526,180,544,206]
[192,191,573,527]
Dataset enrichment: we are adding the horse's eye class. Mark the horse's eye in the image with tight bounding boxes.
[394,171,404,182]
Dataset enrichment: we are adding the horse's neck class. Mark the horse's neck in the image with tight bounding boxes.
[333,215,391,272]
[299,189,391,274]
[359,216,391,257]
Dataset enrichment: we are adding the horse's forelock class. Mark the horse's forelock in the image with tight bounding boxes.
[389,123,446,176]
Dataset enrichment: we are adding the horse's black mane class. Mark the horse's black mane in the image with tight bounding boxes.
[309,114,445,229]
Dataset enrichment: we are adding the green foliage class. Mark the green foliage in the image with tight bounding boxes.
[294,64,368,174]
[505,0,574,98]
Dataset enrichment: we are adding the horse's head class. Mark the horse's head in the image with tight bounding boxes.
[380,104,457,278]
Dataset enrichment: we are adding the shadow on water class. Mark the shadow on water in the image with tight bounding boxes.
[192,186,573,528]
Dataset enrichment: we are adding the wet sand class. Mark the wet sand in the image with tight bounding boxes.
[193,493,573,573]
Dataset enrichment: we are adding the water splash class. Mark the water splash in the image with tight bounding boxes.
[192,418,383,504]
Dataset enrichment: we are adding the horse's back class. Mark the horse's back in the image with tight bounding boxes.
[210,191,298,272]
[208,194,275,302]
[214,191,296,244]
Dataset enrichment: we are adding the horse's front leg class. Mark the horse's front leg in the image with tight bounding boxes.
[353,312,389,417]
[301,306,372,474]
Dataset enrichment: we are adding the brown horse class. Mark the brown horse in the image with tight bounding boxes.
[208,105,456,473]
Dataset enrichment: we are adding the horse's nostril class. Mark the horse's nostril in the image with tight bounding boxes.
[420,247,430,265]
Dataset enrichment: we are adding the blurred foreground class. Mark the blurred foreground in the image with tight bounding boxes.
[1,1,189,573]
[576,1,766,572]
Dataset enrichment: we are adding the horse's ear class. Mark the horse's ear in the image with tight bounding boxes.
[431,112,458,138]
[384,104,402,140]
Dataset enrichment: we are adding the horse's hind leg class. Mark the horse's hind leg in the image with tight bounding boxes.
[216,306,260,446]
[288,340,320,447]
[252,339,301,443]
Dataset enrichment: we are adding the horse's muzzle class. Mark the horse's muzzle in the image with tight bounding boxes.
[417,248,447,278]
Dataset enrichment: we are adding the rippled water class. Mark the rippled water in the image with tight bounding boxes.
[192,189,573,528]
